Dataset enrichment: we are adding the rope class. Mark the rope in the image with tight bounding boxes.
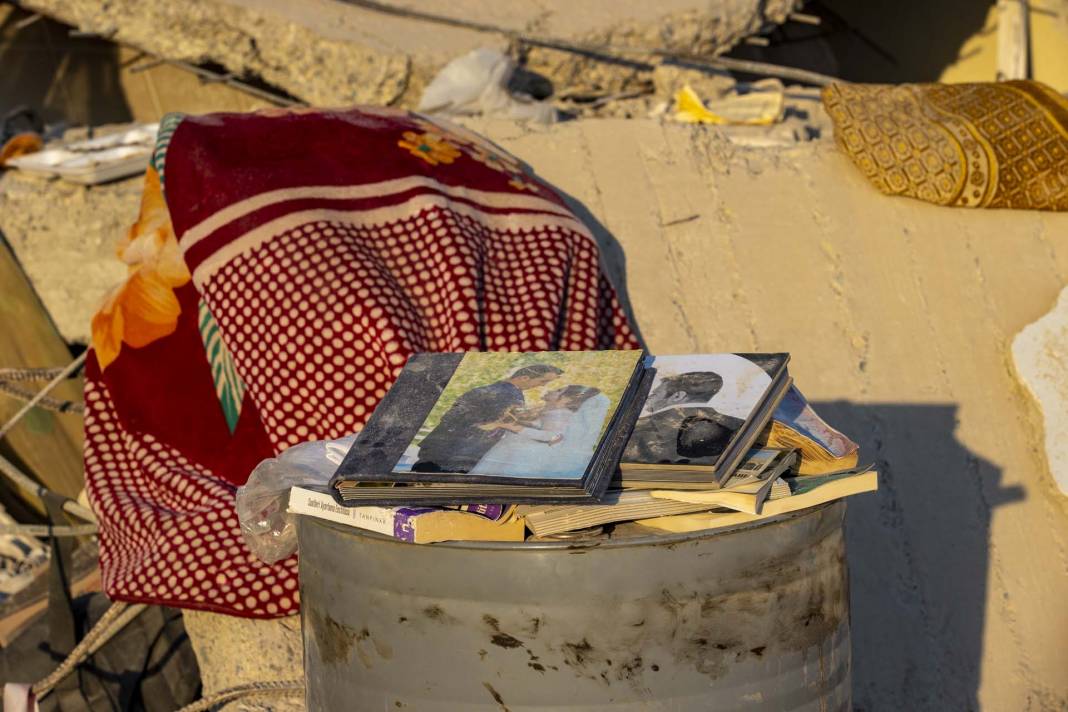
[0,522,98,536]
[175,680,305,712]
[0,353,96,524]
[32,602,148,699]
[0,380,84,414]
[0,351,86,442]
[0,367,69,381]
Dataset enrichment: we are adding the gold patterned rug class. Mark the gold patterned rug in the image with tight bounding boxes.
[823,81,1068,211]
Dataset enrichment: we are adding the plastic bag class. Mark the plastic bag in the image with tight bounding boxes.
[417,48,556,124]
[235,435,355,563]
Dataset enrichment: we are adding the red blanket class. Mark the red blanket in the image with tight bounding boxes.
[84,107,638,617]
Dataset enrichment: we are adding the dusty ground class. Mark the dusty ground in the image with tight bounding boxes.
[3,115,1067,709]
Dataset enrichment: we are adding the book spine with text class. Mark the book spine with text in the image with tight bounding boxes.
[288,487,426,542]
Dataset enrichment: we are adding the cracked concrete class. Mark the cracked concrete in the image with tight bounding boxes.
[1012,286,1068,496]
[17,0,798,107]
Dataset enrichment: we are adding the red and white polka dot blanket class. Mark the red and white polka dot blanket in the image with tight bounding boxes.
[84,107,638,617]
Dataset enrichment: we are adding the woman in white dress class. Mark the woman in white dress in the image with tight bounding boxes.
[471,386,610,479]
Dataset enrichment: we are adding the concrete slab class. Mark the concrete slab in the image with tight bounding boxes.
[0,170,132,345]
[3,116,1067,709]
[182,609,303,711]
[1012,286,1068,495]
[17,0,798,107]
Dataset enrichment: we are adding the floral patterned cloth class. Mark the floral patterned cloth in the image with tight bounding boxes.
[84,107,638,618]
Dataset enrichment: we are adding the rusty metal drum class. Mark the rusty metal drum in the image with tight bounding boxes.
[299,501,850,711]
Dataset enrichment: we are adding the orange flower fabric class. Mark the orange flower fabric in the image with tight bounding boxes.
[91,167,190,369]
[397,131,461,165]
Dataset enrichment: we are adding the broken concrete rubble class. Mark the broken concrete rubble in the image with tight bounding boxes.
[0,169,132,344]
[18,0,799,108]
[1012,286,1068,496]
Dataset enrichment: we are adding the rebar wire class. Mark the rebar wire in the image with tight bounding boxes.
[337,0,841,86]
[0,453,97,523]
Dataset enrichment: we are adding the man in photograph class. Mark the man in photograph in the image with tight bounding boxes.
[412,364,563,473]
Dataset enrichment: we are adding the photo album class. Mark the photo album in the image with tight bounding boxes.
[330,351,652,505]
[619,353,792,486]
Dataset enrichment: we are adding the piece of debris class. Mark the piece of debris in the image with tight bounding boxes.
[0,107,44,167]
[6,123,158,185]
[674,79,785,126]
[418,48,556,123]
[0,504,49,605]
[1012,286,1068,495]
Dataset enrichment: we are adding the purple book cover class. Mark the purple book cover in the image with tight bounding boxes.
[457,503,506,520]
[393,507,436,541]
[392,504,506,540]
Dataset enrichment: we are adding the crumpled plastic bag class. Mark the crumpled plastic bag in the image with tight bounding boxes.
[418,48,556,124]
[235,435,355,563]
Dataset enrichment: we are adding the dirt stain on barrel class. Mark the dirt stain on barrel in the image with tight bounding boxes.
[483,614,526,649]
[661,528,847,680]
[482,682,510,711]
[491,633,524,649]
[524,616,543,636]
[561,637,598,677]
[617,656,644,681]
[371,632,394,660]
[423,604,457,624]
[310,609,358,666]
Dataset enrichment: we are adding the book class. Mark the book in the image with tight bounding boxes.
[520,479,792,537]
[641,467,878,533]
[289,486,525,544]
[616,446,794,490]
[619,353,791,486]
[518,449,797,537]
[705,449,798,513]
[757,386,859,475]
[331,350,652,505]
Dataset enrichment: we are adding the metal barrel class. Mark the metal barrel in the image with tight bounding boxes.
[299,501,850,711]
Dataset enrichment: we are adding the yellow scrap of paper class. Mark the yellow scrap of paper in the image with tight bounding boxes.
[674,81,785,126]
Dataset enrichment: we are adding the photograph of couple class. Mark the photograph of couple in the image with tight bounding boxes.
[398,352,635,479]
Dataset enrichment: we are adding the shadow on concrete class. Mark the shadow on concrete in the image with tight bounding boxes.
[0,7,132,128]
[813,401,1024,711]
[552,188,648,349]
[725,0,993,86]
